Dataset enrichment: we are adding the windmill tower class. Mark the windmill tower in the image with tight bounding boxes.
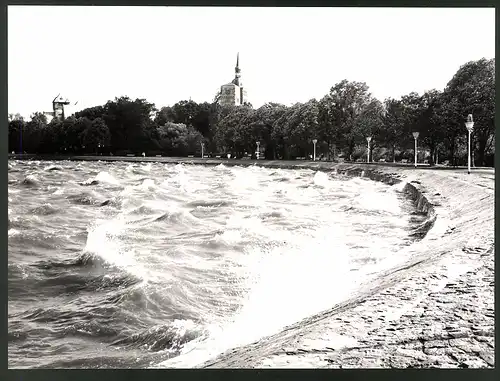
[52,94,71,120]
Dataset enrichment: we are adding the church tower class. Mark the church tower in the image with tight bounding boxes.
[219,53,247,107]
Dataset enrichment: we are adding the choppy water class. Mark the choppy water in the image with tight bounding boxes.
[8,160,428,369]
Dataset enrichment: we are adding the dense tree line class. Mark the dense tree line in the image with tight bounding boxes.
[8,58,495,166]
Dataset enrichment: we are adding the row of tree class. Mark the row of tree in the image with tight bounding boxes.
[8,57,495,166]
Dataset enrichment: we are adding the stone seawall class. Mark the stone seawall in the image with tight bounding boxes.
[320,165,437,240]
[334,165,433,212]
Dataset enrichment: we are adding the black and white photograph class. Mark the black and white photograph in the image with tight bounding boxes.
[7,5,495,369]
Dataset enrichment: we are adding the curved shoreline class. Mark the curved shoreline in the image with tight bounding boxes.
[197,163,495,368]
[10,156,495,368]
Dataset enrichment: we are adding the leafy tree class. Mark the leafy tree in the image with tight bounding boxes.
[192,102,213,137]
[156,122,203,156]
[214,105,253,157]
[170,100,200,127]
[40,118,66,153]
[271,103,300,159]
[400,92,424,138]
[8,119,25,153]
[74,105,106,121]
[8,113,24,122]
[317,95,343,160]
[353,98,385,161]
[380,98,406,162]
[271,105,293,159]
[103,96,157,153]
[286,100,320,158]
[154,106,176,127]
[325,80,378,159]
[439,92,463,165]
[416,90,444,166]
[21,112,48,153]
[251,103,287,159]
[158,101,214,139]
[30,112,48,125]
[63,117,87,153]
[441,58,495,166]
[81,118,111,153]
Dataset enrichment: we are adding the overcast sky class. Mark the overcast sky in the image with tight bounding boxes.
[8,6,495,118]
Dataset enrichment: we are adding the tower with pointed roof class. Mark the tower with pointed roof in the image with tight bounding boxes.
[43,93,71,122]
[219,53,247,106]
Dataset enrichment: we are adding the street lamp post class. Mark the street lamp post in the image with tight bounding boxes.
[465,114,474,175]
[366,137,372,163]
[201,142,205,158]
[19,124,23,155]
[412,132,419,168]
[256,141,260,160]
[312,139,318,161]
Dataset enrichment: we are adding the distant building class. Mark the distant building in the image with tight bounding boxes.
[44,94,71,122]
[219,53,248,107]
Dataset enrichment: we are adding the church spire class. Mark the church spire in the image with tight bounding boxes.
[235,52,240,73]
[233,52,241,86]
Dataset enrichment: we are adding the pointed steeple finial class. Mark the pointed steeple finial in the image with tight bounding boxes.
[235,52,241,75]
[233,52,242,86]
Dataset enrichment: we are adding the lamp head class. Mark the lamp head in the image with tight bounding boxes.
[312,139,318,144]
[366,137,372,143]
[412,132,420,139]
[465,114,474,132]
